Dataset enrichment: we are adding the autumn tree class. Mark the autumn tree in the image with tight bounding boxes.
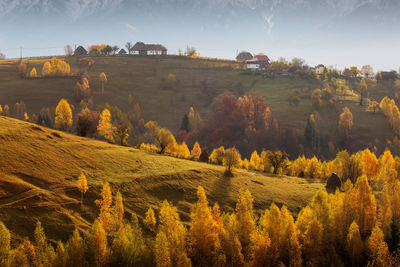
[350,66,360,78]
[280,206,302,266]
[53,241,67,267]
[223,147,241,174]
[145,121,174,153]
[42,62,51,76]
[188,186,222,266]
[235,189,255,255]
[249,150,261,170]
[75,77,91,102]
[110,213,149,266]
[34,221,55,266]
[42,57,71,76]
[65,228,86,267]
[95,182,113,235]
[0,221,10,266]
[158,200,190,266]
[76,108,98,137]
[188,106,202,132]
[266,150,289,174]
[91,220,108,267]
[209,146,225,165]
[144,208,156,233]
[99,72,107,95]
[14,101,27,120]
[29,67,37,78]
[155,231,171,267]
[77,172,88,205]
[347,221,363,267]
[54,99,73,131]
[360,149,378,178]
[115,125,130,146]
[296,206,324,265]
[97,109,115,143]
[249,229,271,267]
[64,45,73,56]
[3,105,9,116]
[360,78,368,105]
[353,175,377,238]
[111,192,124,233]
[311,89,322,110]
[18,61,27,78]
[9,239,35,266]
[338,107,353,144]
[261,203,302,266]
[191,142,202,160]
[368,226,392,266]
[305,113,320,151]
[368,100,380,113]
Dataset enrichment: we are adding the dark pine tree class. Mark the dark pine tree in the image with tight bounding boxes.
[180,114,190,132]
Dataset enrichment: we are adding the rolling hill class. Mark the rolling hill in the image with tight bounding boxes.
[0,55,395,157]
[0,116,324,242]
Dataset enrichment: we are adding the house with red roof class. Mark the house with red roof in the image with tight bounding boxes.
[246,54,270,71]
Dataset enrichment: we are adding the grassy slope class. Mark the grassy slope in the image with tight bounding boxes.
[0,56,394,156]
[0,116,323,242]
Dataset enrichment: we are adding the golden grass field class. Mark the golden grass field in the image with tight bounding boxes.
[0,116,324,242]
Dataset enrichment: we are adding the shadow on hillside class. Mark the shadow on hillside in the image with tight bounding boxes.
[210,171,233,205]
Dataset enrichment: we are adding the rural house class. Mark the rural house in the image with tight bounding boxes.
[246,54,270,71]
[131,42,167,56]
[118,48,127,55]
[74,46,87,56]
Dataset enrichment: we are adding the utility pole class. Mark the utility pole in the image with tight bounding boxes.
[20,47,22,60]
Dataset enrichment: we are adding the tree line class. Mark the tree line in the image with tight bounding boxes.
[0,174,399,266]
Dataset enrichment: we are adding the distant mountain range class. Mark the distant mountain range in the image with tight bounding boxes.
[1,0,398,20]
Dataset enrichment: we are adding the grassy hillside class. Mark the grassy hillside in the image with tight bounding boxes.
[0,56,395,156]
[0,116,323,242]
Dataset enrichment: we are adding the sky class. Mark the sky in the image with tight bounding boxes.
[0,0,399,71]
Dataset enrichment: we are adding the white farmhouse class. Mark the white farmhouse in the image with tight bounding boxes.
[246,54,270,71]
[246,59,260,70]
[131,42,167,56]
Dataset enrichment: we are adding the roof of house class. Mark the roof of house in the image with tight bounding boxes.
[254,54,269,62]
[119,48,127,54]
[236,51,253,60]
[132,42,167,51]
[316,64,325,68]
[74,46,87,55]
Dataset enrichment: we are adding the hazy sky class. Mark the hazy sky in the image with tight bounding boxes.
[0,0,399,71]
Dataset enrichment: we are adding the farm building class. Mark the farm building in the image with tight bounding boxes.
[246,54,270,71]
[131,42,167,56]
[74,46,87,56]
